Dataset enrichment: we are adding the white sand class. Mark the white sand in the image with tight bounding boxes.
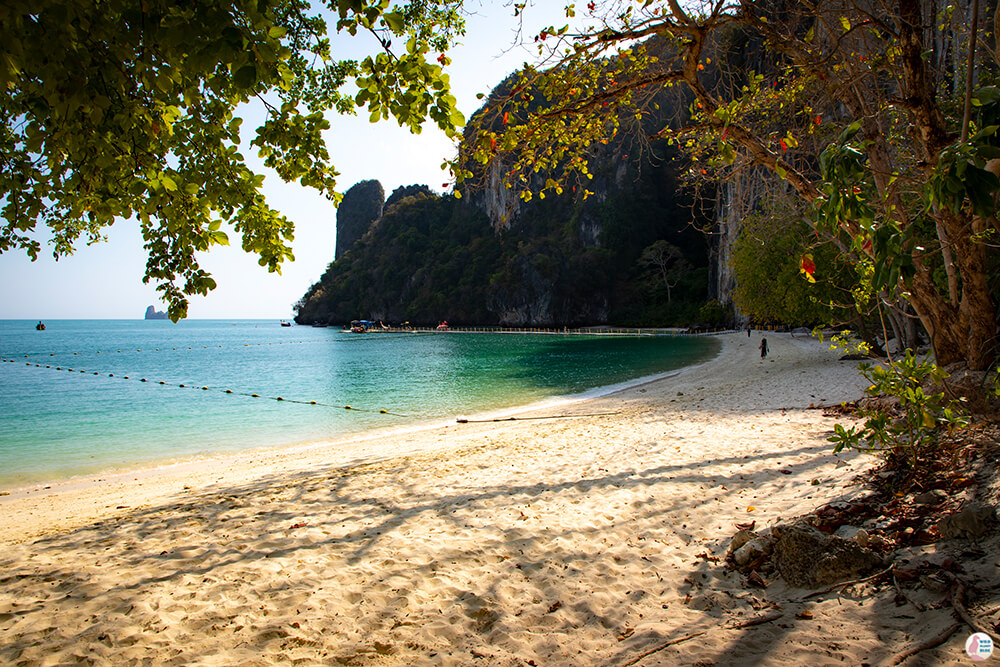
[0,333,980,665]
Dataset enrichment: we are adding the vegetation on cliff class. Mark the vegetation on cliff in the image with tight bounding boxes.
[295,147,714,327]
[460,0,999,370]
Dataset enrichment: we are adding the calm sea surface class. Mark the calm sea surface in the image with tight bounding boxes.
[0,320,718,488]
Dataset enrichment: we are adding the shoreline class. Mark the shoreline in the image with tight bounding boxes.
[0,326,720,493]
[7,332,973,666]
[0,335,723,498]
[0,332,850,546]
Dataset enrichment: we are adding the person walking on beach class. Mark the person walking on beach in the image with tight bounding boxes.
[759,337,768,359]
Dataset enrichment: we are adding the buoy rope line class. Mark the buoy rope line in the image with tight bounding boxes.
[1,357,409,417]
[455,412,620,423]
[10,339,326,360]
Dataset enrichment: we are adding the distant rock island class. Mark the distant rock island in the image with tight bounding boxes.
[144,305,169,320]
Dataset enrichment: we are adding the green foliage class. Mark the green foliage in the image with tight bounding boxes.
[1,0,465,319]
[696,299,730,326]
[829,351,971,469]
[453,2,1000,369]
[731,209,859,327]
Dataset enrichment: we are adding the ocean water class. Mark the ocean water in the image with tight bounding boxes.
[0,320,718,488]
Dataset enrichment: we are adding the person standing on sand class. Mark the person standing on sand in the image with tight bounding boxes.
[759,337,768,359]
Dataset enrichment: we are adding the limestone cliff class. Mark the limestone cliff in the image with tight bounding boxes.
[335,180,384,260]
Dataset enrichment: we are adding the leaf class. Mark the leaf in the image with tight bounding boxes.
[800,253,816,278]
[233,64,257,90]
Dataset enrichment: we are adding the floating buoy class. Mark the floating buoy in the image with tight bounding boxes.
[225,389,232,394]
[202,387,208,391]
[251,393,260,397]
[344,405,351,410]
[108,373,113,377]
[380,409,387,414]
[179,384,185,388]
[160,381,166,385]
[310,400,317,405]
[140,378,146,382]
[276,396,284,401]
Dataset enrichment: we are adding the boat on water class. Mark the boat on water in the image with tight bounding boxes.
[280,320,291,327]
[350,319,375,333]
[35,321,45,330]
[436,320,450,331]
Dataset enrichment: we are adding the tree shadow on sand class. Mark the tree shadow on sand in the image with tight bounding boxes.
[0,434,902,666]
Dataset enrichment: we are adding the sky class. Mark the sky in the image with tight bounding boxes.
[0,2,589,320]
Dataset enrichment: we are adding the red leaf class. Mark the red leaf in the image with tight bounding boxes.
[800,254,816,275]
[779,138,788,152]
[503,111,509,125]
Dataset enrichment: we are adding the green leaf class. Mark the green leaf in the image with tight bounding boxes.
[233,64,257,90]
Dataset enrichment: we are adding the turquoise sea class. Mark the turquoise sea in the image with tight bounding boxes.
[0,320,718,488]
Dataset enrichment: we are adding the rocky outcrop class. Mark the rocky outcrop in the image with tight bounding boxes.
[336,180,384,260]
[727,520,883,590]
[385,184,434,211]
[144,305,168,320]
[772,521,882,589]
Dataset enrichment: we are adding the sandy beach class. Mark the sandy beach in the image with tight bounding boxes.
[0,332,984,665]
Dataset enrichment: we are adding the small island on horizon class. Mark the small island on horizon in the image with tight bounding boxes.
[144,305,169,320]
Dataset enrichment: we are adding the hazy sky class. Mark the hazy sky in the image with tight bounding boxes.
[0,2,588,320]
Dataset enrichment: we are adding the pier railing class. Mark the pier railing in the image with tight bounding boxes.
[353,326,747,336]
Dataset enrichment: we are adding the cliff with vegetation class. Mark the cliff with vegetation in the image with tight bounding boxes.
[295,137,713,327]
[296,73,716,327]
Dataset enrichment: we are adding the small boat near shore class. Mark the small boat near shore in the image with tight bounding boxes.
[35,321,45,331]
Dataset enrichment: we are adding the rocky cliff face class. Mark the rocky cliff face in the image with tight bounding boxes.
[297,49,716,327]
[336,180,384,260]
